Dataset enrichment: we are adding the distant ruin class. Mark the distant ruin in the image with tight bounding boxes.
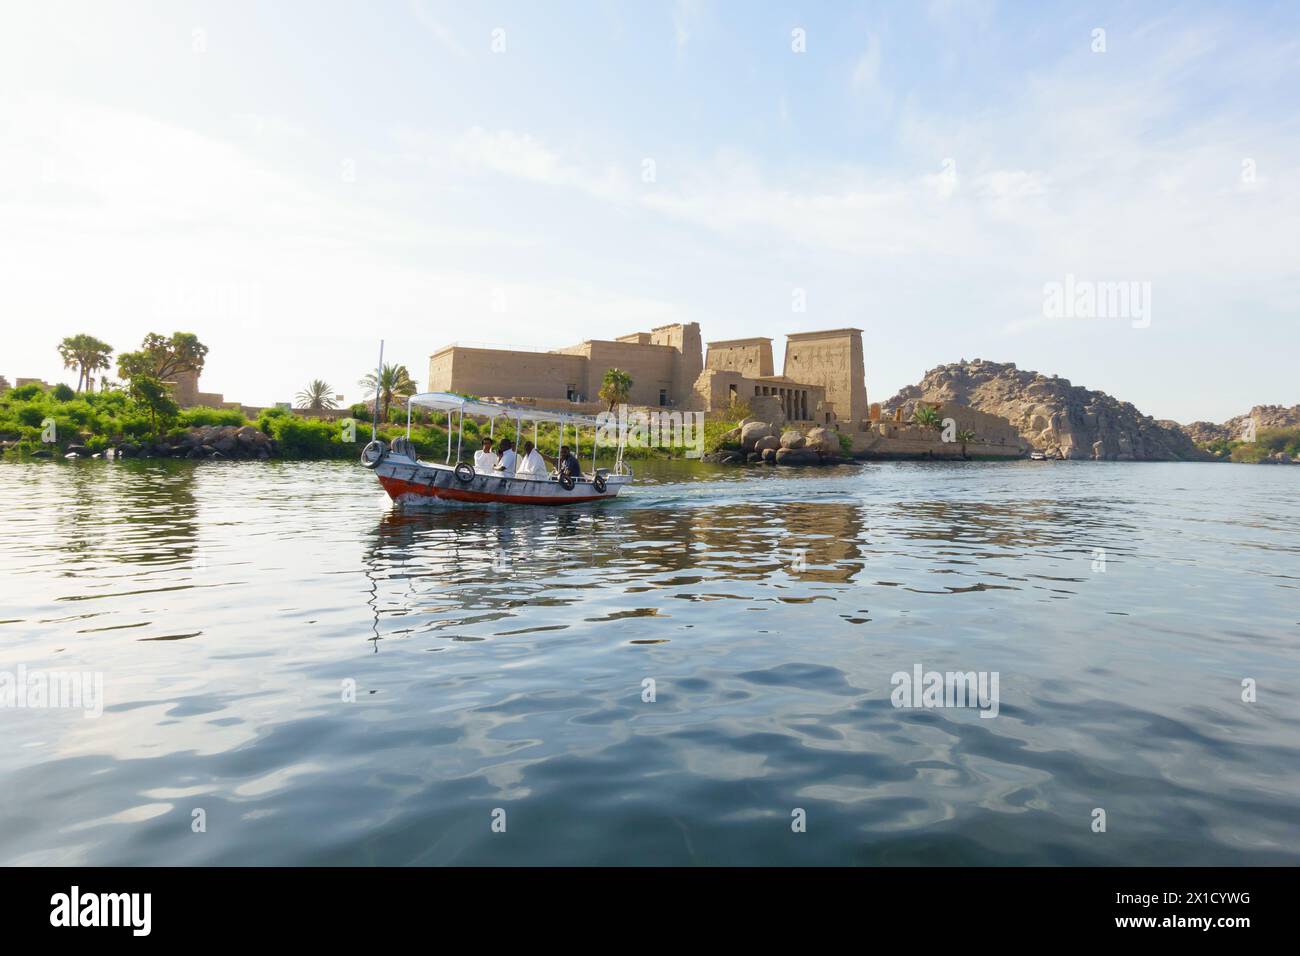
[428,323,870,428]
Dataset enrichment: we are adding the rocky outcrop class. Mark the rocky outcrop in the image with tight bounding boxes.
[883,359,1213,461]
[1181,405,1300,444]
[115,424,277,460]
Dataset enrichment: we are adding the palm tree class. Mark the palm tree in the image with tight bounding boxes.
[955,428,976,458]
[57,335,114,393]
[359,363,417,423]
[296,379,337,412]
[912,405,943,431]
[598,368,633,412]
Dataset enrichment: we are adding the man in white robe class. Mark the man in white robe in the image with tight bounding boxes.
[516,441,548,480]
[473,437,495,473]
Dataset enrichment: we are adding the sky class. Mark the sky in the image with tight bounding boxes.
[2,0,1297,422]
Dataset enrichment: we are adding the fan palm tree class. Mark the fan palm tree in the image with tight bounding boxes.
[911,405,943,431]
[57,334,114,393]
[359,363,417,423]
[955,428,976,458]
[295,379,337,412]
[598,367,633,412]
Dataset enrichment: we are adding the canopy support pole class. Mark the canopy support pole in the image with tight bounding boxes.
[371,340,384,442]
[456,409,464,463]
[445,411,452,463]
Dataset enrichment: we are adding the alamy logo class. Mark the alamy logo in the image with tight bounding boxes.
[597,404,705,459]
[891,664,1000,718]
[0,665,103,718]
[1043,274,1151,328]
[50,886,151,936]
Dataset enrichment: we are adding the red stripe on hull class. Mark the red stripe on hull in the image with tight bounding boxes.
[378,474,610,506]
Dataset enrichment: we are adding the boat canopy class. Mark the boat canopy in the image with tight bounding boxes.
[406,392,604,427]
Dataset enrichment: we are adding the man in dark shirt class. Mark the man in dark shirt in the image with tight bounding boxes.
[557,445,582,479]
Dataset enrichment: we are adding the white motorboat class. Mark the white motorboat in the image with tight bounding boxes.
[362,391,632,507]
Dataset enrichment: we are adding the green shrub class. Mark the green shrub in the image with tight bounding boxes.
[51,383,75,401]
[256,406,290,435]
[179,407,247,428]
[17,406,45,428]
[10,384,43,401]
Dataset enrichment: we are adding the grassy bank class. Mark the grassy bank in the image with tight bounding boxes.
[1199,427,1300,463]
[0,385,707,462]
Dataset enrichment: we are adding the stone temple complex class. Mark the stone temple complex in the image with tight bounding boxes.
[427,323,868,428]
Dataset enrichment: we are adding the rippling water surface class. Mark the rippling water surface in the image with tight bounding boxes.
[2,458,1298,865]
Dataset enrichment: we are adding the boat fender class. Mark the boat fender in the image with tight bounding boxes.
[454,462,475,483]
[361,440,386,468]
[592,474,607,493]
[559,473,576,491]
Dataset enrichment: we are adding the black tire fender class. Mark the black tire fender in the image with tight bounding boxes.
[559,473,576,491]
[592,474,607,493]
[361,440,385,469]
[454,462,475,483]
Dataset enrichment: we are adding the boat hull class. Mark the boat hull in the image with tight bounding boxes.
[373,454,629,507]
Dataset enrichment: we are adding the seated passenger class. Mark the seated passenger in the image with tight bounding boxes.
[557,445,582,479]
[473,437,495,473]
[516,441,548,480]
[494,439,517,479]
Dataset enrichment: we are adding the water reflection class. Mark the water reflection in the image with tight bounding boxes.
[2,458,1299,865]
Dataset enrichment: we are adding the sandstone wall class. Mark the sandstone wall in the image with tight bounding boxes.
[430,346,588,401]
[573,340,677,407]
[650,322,703,406]
[706,338,774,377]
[783,329,868,424]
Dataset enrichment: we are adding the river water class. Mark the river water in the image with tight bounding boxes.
[1,457,1297,865]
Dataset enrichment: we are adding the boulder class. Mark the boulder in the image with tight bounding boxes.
[761,447,777,463]
[775,447,820,465]
[64,444,90,457]
[214,436,237,455]
[740,421,775,450]
[779,430,805,450]
[804,427,840,455]
[746,451,762,463]
[754,434,781,452]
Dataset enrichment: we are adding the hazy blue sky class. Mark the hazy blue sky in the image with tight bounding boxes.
[3,1,1297,421]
